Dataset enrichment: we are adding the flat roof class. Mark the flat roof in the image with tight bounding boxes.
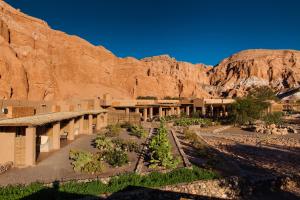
[0,109,106,127]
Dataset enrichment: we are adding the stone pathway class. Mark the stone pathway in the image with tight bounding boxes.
[0,135,99,186]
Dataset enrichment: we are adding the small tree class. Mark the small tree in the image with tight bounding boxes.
[247,86,278,101]
[229,96,269,125]
[229,86,280,125]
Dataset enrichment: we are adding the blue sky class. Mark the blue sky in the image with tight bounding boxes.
[5,0,300,65]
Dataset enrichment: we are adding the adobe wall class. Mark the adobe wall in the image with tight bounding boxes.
[6,106,35,118]
[108,110,140,125]
[0,132,15,164]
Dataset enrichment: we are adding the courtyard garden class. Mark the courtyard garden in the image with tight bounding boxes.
[0,121,220,200]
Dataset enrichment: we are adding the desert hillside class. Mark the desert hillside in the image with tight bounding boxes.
[0,1,299,100]
[209,49,300,97]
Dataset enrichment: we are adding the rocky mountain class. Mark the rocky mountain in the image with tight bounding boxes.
[0,1,300,101]
[0,1,214,100]
[209,49,300,97]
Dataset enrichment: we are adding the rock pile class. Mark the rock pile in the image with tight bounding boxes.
[248,123,298,135]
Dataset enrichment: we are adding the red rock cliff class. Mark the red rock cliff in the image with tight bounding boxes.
[0,1,213,100]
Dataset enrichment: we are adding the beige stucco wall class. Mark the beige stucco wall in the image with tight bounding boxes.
[0,133,15,164]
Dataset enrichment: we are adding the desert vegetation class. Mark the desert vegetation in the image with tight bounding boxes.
[136,96,158,100]
[229,86,282,125]
[174,117,213,127]
[0,166,218,200]
[121,122,147,138]
[148,123,180,169]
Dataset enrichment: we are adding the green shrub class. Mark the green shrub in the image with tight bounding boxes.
[69,150,104,173]
[94,136,114,151]
[149,123,179,169]
[163,96,181,100]
[125,140,141,153]
[229,87,277,125]
[174,117,212,127]
[128,125,146,138]
[160,115,178,122]
[120,122,133,129]
[104,149,129,167]
[111,138,140,153]
[183,129,198,141]
[183,129,205,150]
[263,112,283,125]
[0,166,218,199]
[136,96,157,100]
[105,124,122,137]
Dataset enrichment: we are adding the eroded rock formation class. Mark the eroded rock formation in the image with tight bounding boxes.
[209,49,300,97]
[0,1,300,100]
[0,1,214,100]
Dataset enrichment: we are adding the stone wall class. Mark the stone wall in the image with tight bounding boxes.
[105,176,286,200]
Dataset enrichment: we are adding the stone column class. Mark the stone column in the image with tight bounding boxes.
[176,107,181,116]
[74,117,80,136]
[25,127,36,166]
[96,114,102,131]
[67,119,75,141]
[202,106,206,117]
[149,107,153,119]
[103,113,108,127]
[125,107,130,115]
[143,108,148,121]
[223,105,228,117]
[135,107,139,114]
[88,114,93,134]
[52,122,60,150]
[186,106,190,116]
[79,116,84,134]
[159,107,163,118]
[171,107,175,115]
[210,105,214,117]
[193,106,197,114]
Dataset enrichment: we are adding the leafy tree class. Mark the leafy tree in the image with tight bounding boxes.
[229,86,280,125]
[247,86,278,101]
[262,112,283,125]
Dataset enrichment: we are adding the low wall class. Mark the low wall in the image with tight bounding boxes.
[105,176,286,200]
[108,110,140,125]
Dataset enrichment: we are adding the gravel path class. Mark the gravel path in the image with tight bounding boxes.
[197,127,300,179]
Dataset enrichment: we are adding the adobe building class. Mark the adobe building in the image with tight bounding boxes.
[0,100,107,168]
[101,93,235,121]
[0,94,235,168]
